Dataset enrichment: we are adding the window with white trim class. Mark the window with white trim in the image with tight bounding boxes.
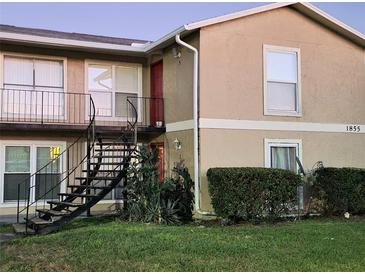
[1,142,65,204]
[264,139,301,173]
[264,45,301,116]
[3,56,64,117]
[87,62,141,118]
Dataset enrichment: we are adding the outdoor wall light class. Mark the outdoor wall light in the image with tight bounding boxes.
[172,46,181,58]
[173,138,182,151]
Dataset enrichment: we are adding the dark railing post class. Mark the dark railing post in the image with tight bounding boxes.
[86,97,92,217]
[17,184,20,223]
[41,91,44,124]
[25,183,31,234]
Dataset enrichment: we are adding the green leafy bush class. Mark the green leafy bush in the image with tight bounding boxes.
[313,167,365,215]
[161,160,194,223]
[207,167,301,222]
[125,145,194,224]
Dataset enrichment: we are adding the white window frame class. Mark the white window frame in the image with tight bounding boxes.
[0,140,67,207]
[85,59,142,121]
[263,45,302,117]
[264,138,302,173]
[0,52,68,120]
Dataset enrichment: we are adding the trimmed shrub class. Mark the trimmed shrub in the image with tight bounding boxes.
[313,167,365,215]
[207,167,301,222]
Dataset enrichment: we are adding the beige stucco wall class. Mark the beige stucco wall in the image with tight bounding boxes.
[162,33,199,124]
[199,128,365,210]
[197,6,365,211]
[199,7,365,124]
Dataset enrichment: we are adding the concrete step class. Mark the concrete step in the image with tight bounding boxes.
[12,223,35,235]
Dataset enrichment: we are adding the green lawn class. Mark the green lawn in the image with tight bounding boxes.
[1,217,364,271]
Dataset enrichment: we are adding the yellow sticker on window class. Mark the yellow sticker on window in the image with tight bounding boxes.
[50,146,61,160]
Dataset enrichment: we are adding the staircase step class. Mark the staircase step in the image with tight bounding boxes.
[95,148,129,152]
[36,209,70,217]
[89,162,128,166]
[67,185,111,190]
[93,155,125,159]
[58,192,98,198]
[75,176,119,181]
[97,142,135,146]
[83,169,120,173]
[12,223,35,235]
[26,217,53,225]
[48,201,83,207]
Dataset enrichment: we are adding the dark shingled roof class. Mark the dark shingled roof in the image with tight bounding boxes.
[0,24,150,46]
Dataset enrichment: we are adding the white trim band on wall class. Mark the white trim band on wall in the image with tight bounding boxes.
[166,119,194,132]
[199,118,365,134]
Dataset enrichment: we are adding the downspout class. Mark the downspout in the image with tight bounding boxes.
[175,34,213,215]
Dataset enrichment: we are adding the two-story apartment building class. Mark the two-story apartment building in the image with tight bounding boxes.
[0,2,364,222]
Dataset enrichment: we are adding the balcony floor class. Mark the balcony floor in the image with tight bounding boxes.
[0,122,165,135]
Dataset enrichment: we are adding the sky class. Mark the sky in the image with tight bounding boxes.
[0,2,364,41]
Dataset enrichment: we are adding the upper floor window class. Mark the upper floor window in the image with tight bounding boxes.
[263,45,301,116]
[87,62,141,118]
[2,55,64,117]
[3,56,64,92]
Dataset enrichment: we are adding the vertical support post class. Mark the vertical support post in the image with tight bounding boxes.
[86,97,91,217]
[25,185,31,234]
[17,184,20,223]
[41,91,44,124]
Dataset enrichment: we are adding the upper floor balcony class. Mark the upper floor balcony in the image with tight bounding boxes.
[0,88,165,133]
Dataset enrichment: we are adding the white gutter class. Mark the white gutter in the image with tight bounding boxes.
[175,34,213,216]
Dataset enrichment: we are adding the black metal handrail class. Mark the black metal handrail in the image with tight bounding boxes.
[16,95,139,231]
[0,88,91,125]
[16,95,96,226]
[126,96,164,129]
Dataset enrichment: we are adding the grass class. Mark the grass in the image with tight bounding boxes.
[0,224,12,233]
[0,217,364,271]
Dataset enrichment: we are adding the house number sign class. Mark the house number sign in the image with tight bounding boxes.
[346,125,361,133]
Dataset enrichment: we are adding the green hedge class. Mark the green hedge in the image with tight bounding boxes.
[207,167,301,221]
[313,167,365,215]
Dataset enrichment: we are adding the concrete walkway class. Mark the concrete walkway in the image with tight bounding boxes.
[0,215,24,224]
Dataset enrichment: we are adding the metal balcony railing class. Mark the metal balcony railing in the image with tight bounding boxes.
[0,88,91,125]
[127,96,165,129]
[0,89,165,129]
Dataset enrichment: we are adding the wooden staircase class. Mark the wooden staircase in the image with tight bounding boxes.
[14,97,138,235]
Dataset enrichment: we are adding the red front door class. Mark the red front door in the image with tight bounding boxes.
[150,60,164,127]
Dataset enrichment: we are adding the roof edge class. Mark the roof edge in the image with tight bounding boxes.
[184,2,365,48]
[1,2,364,52]
[185,2,294,30]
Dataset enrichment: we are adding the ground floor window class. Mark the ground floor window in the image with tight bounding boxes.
[264,139,302,173]
[0,141,65,204]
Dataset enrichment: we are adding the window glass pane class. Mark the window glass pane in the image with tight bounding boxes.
[90,91,112,116]
[267,51,297,83]
[271,146,297,172]
[34,60,63,87]
[115,66,138,92]
[4,174,30,201]
[35,174,60,200]
[4,57,33,86]
[5,146,30,173]
[267,82,296,111]
[115,93,138,117]
[37,147,60,173]
[88,65,112,90]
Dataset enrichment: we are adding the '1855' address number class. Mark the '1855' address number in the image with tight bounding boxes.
[346,125,361,132]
